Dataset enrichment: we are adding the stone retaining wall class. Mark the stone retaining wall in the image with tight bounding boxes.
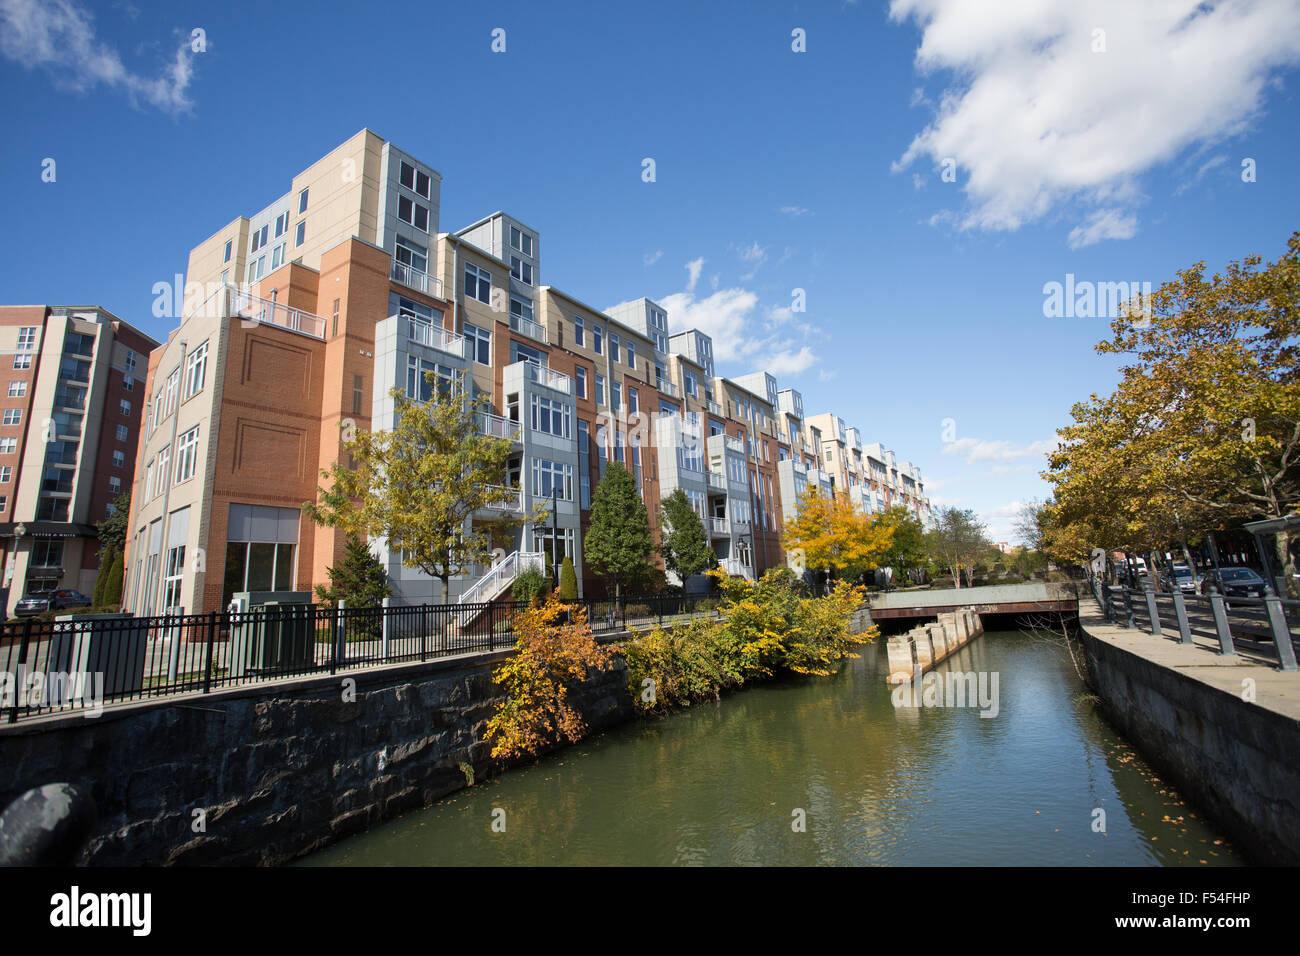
[884,609,984,683]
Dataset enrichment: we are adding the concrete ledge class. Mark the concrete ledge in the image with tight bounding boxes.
[1077,600,1300,865]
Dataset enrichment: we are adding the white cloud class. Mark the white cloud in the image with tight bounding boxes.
[685,256,704,291]
[657,286,818,375]
[643,250,663,266]
[778,205,811,217]
[0,0,199,113]
[818,368,838,382]
[737,241,767,280]
[1067,208,1138,249]
[763,346,817,376]
[941,436,1056,464]
[890,0,1300,240]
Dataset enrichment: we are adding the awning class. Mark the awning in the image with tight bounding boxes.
[1244,514,1300,535]
[0,522,99,539]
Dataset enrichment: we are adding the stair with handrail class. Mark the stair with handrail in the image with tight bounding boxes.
[455,550,545,630]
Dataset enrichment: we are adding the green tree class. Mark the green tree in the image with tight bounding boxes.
[558,555,578,600]
[303,382,536,603]
[102,551,124,608]
[879,506,928,585]
[659,489,717,584]
[95,491,131,560]
[584,462,655,599]
[314,534,391,610]
[925,507,991,589]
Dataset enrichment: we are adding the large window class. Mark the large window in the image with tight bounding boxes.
[406,355,457,402]
[510,256,533,285]
[398,195,430,231]
[509,226,533,257]
[185,341,208,398]
[530,395,571,438]
[164,368,179,417]
[222,504,299,608]
[399,160,431,198]
[573,316,584,347]
[464,263,491,304]
[510,296,534,323]
[395,236,428,274]
[592,325,602,355]
[464,322,490,365]
[175,426,199,483]
[575,366,587,399]
[531,459,573,500]
[298,188,309,213]
[16,327,36,350]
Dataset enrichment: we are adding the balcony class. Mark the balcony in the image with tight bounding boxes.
[228,287,325,340]
[707,517,730,537]
[706,470,726,491]
[478,485,522,512]
[478,411,521,442]
[403,317,465,358]
[509,315,547,344]
[721,557,749,578]
[723,435,744,455]
[518,361,571,395]
[706,400,722,415]
[390,258,444,299]
[657,379,680,398]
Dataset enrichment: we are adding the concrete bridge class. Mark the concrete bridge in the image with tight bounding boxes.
[867,582,1079,621]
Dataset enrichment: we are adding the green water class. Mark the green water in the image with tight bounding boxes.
[299,630,1243,866]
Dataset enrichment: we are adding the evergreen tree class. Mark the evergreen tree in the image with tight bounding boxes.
[583,462,655,599]
[659,489,717,584]
[558,555,578,600]
[314,534,392,610]
[103,551,124,608]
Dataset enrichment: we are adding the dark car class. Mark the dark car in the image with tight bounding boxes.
[1199,567,1267,599]
[13,589,93,618]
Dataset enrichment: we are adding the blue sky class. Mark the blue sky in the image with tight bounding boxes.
[2,0,1299,541]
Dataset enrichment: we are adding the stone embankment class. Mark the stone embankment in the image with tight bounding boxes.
[884,609,984,683]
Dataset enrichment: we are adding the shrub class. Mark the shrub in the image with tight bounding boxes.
[511,565,551,605]
[484,598,615,758]
[558,555,578,600]
[625,603,652,619]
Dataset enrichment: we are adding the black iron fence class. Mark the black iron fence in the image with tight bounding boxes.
[0,593,725,724]
[1089,574,1300,671]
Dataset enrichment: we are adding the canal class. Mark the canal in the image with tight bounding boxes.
[299,628,1243,866]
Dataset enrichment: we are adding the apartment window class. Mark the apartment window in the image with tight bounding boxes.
[116,424,128,442]
[332,299,340,338]
[531,459,573,500]
[509,296,534,324]
[464,263,491,304]
[406,356,456,402]
[464,322,491,365]
[143,460,154,501]
[123,375,133,391]
[530,395,571,439]
[120,399,131,417]
[298,187,309,213]
[223,240,232,263]
[509,226,533,257]
[399,161,432,199]
[398,196,430,232]
[274,213,287,238]
[575,366,587,399]
[628,387,639,414]
[510,256,533,285]
[610,333,620,364]
[13,355,30,370]
[684,370,697,396]
[112,450,125,468]
[352,375,364,415]
[395,237,428,275]
[6,382,24,397]
[16,327,36,351]
[594,373,606,406]
[627,342,636,369]
[295,221,306,247]
[110,476,121,495]
[164,369,179,417]
[0,466,10,483]
[2,409,20,426]
[611,381,621,411]
[220,270,229,285]
[0,438,15,454]
[593,326,603,355]
[271,244,285,269]
[573,316,584,347]
[175,426,199,483]
[185,341,208,398]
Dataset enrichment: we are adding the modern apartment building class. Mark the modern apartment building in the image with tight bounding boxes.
[0,306,158,616]
[123,128,935,614]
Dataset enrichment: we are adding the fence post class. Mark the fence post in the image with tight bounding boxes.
[421,604,428,663]
[1262,595,1298,672]
[203,611,217,693]
[1143,584,1162,636]
[489,603,495,652]
[166,610,180,683]
[658,595,663,627]
[1208,593,1235,657]
[1170,589,1193,645]
[381,597,390,662]
[8,619,33,724]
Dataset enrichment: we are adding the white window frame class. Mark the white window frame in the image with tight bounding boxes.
[175,426,200,483]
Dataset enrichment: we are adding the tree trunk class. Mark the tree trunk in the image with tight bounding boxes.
[1277,531,1298,599]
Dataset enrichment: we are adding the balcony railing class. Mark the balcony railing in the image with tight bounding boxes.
[706,471,726,491]
[657,379,680,398]
[723,436,745,454]
[478,411,521,441]
[706,400,722,415]
[479,485,523,512]
[403,317,465,358]
[390,258,445,299]
[228,287,326,340]
[509,315,547,344]
[708,517,730,536]
[721,557,749,578]
[518,361,571,395]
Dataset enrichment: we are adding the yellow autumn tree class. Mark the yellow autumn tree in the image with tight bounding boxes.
[782,486,894,584]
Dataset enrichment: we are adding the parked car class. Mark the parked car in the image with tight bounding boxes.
[1199,567,1267,599]
[1161,565,1198,594]
[12,589,93,618]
